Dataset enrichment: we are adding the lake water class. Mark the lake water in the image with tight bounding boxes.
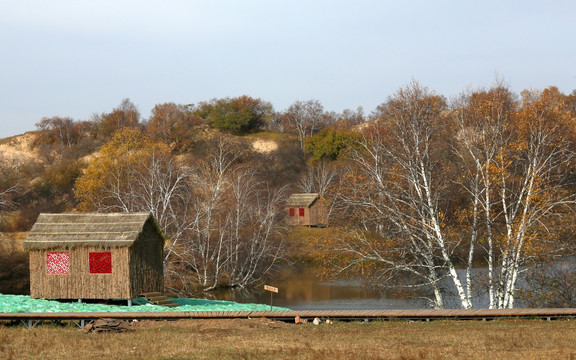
[207,257,576,309]
[211,264,430,310]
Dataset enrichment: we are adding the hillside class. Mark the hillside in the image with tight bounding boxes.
[0,131,283,180]
[0,126,311,296]
[0,128,300,228]
[0,132,42,169]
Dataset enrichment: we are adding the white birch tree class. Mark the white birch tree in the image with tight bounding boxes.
[332,82,576,309]
[225,169,287,288]
[282,99,324,150]
[297,160,341,219]
[338,81,470,309]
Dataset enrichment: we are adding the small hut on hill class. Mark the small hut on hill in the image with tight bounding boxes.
[23,213,165,300]
[285,193,329,227]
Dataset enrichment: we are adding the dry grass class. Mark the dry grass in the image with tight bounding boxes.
[285,226,336,261]
[1,318,575,359]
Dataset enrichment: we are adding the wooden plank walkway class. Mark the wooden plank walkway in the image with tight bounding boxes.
[2,308,576,323]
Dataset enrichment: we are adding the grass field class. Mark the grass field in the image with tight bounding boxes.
[1,318,575,359]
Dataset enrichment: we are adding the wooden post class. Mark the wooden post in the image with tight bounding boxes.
[264,285,278,311]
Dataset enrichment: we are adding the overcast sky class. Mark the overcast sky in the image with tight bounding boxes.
[1,0,575,138]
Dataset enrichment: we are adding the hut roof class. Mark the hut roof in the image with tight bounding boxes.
[285,193,320,208]
[23,212,165,250]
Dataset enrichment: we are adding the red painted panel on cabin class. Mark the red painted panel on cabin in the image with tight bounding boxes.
[46,252,70,275]
[89,252,112,274]
[299,208,305,217]
[289,208,295,217]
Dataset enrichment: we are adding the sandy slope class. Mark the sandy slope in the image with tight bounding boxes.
[0,132,40,167]
[252,139,278,153]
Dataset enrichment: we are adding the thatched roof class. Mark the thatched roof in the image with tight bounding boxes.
[23,213,166,250]
[285,193,320,208]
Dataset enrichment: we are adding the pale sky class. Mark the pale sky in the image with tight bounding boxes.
[1,0,575,138]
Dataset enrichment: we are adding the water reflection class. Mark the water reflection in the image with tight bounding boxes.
[206,258,559,309]
[210,264,429,310]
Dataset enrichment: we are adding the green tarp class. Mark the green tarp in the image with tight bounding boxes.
[0,294,289,313]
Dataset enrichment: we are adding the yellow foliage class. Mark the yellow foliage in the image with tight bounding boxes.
[74,127,168,211]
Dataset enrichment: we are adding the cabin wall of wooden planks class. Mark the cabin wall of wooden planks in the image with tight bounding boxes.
[309,198,328,226]
[129,222,164,296]
[286,198,329,226]
[29,247,131,299]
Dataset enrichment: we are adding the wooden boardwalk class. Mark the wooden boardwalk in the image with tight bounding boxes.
[2,308,576,324]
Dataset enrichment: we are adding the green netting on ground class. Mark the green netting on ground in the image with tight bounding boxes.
[0,294,289,313]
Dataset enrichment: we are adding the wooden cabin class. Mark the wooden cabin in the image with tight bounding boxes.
[23,213,165,300]
[285,193,329,227]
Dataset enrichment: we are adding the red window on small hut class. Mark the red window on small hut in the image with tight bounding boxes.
[289,208,295,217]
[299,208,305,217]
[46,252,70,275]
[89,252,112,274]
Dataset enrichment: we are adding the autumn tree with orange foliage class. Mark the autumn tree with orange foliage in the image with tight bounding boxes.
[455,84,576,308]
[146,102,203,151]
[75,128,163,211]
[486,86,576,308]
[331,81,576,309]
[96,98,141,138]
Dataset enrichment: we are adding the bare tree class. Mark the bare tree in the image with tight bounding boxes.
[297,161,335,194]
[182,139,286,291]
[325,107,366,130]
[281,99,324,150]
[183,138,240,290]
[0,187,17,212]
[0,184,18,250]
[297,160,341,218]
[79,135,287,295]
[36,116,84,148]
[225,169,287,288]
